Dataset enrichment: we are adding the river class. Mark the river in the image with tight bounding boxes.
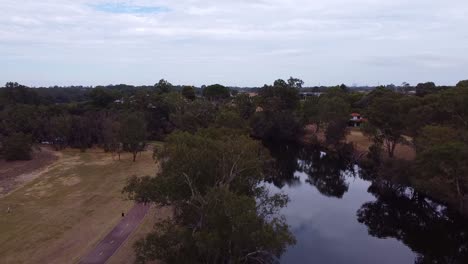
[265,144,468,264]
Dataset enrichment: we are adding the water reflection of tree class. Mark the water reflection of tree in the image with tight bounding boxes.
[298,148,352,198]
[266,143,355,198]
[357,180,468,264]
[265,143,301,188]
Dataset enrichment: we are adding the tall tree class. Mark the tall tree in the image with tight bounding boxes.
[287,77,304,89]
[417,142,468,211]
[2,132,33,161]
[415,82,437,97]
[233,93,255,120]
[456,80,468,88]
[202,84,230,101]
[154,79,173,94]
[120,113,147,162]
[365,94,405,158]
[123,131,295,264]
[317,96,350,126]
[181,86,196,100]
[259,79,300,112]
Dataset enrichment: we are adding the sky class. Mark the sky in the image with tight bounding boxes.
[1,0,468,87]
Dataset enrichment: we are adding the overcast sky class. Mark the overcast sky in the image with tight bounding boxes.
[1,0,468,87]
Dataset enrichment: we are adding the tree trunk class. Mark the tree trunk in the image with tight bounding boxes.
[133,152,137,162]
[455,177,464,211]
[386,140,396,158]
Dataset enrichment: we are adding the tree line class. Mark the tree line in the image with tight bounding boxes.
[2,77,468,263]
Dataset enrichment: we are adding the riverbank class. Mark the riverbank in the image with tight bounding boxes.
[345,128,416,161]
[302,125,415,161]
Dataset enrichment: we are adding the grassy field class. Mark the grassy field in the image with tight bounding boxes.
[0,149,156,264]
[346,128,416,160]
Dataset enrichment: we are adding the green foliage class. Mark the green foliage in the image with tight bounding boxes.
[259,79,300,111]
[233,94,255,120]
[0,105,41,138]
[414,126,459,153]
[287,77,304,89]
[415,82,437,97]
[2,132,33,161]
[365,92,405,157]
[215,110,248,130]
[436,87,468,129]
[325,120,349,146]
[1,82,40,105]
[250,111,302,143]
[457,80,468,88]
[123,130,295,263]
[89,88,119,107]
[47,115,72,149]
[120,113,147,161]
[202,84,230,100]
[354,86,394,109]
[181,86,196,100]
[301,95,320,126]
[416,142,468,210]
[317,96,350,125]
[251,79,303,142]
[154,79,173,94]
[102,117,122,155]
[169,99,216,133]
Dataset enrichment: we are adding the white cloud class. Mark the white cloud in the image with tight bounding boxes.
[1,0,468,86]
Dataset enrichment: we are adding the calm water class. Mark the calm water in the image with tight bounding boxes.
[265,144,468,264]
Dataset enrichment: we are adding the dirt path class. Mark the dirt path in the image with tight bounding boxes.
[79,203,150,264]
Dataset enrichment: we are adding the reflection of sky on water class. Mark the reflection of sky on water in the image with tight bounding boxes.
[266,171,416,264]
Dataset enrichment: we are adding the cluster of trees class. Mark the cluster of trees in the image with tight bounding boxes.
[0,77,356,161]
[250,78,356,146]
[358,81,468,215]
[0,104,148,161]
[123,129,295,264]
[248,77,468,217]
[0,80,235,161]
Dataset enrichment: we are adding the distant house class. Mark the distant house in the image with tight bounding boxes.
[299,92,322,100]
[349,113,367,127]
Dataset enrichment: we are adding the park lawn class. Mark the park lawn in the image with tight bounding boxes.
[0,149,156,264]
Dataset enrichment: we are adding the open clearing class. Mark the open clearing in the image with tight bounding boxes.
[0,147,59,197]
[346,128,416,160]
[0,149,156,264]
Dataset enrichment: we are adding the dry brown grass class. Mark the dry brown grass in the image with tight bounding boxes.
[0,147,60,197]
[346,128,416,160]
[0,149,156,264]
